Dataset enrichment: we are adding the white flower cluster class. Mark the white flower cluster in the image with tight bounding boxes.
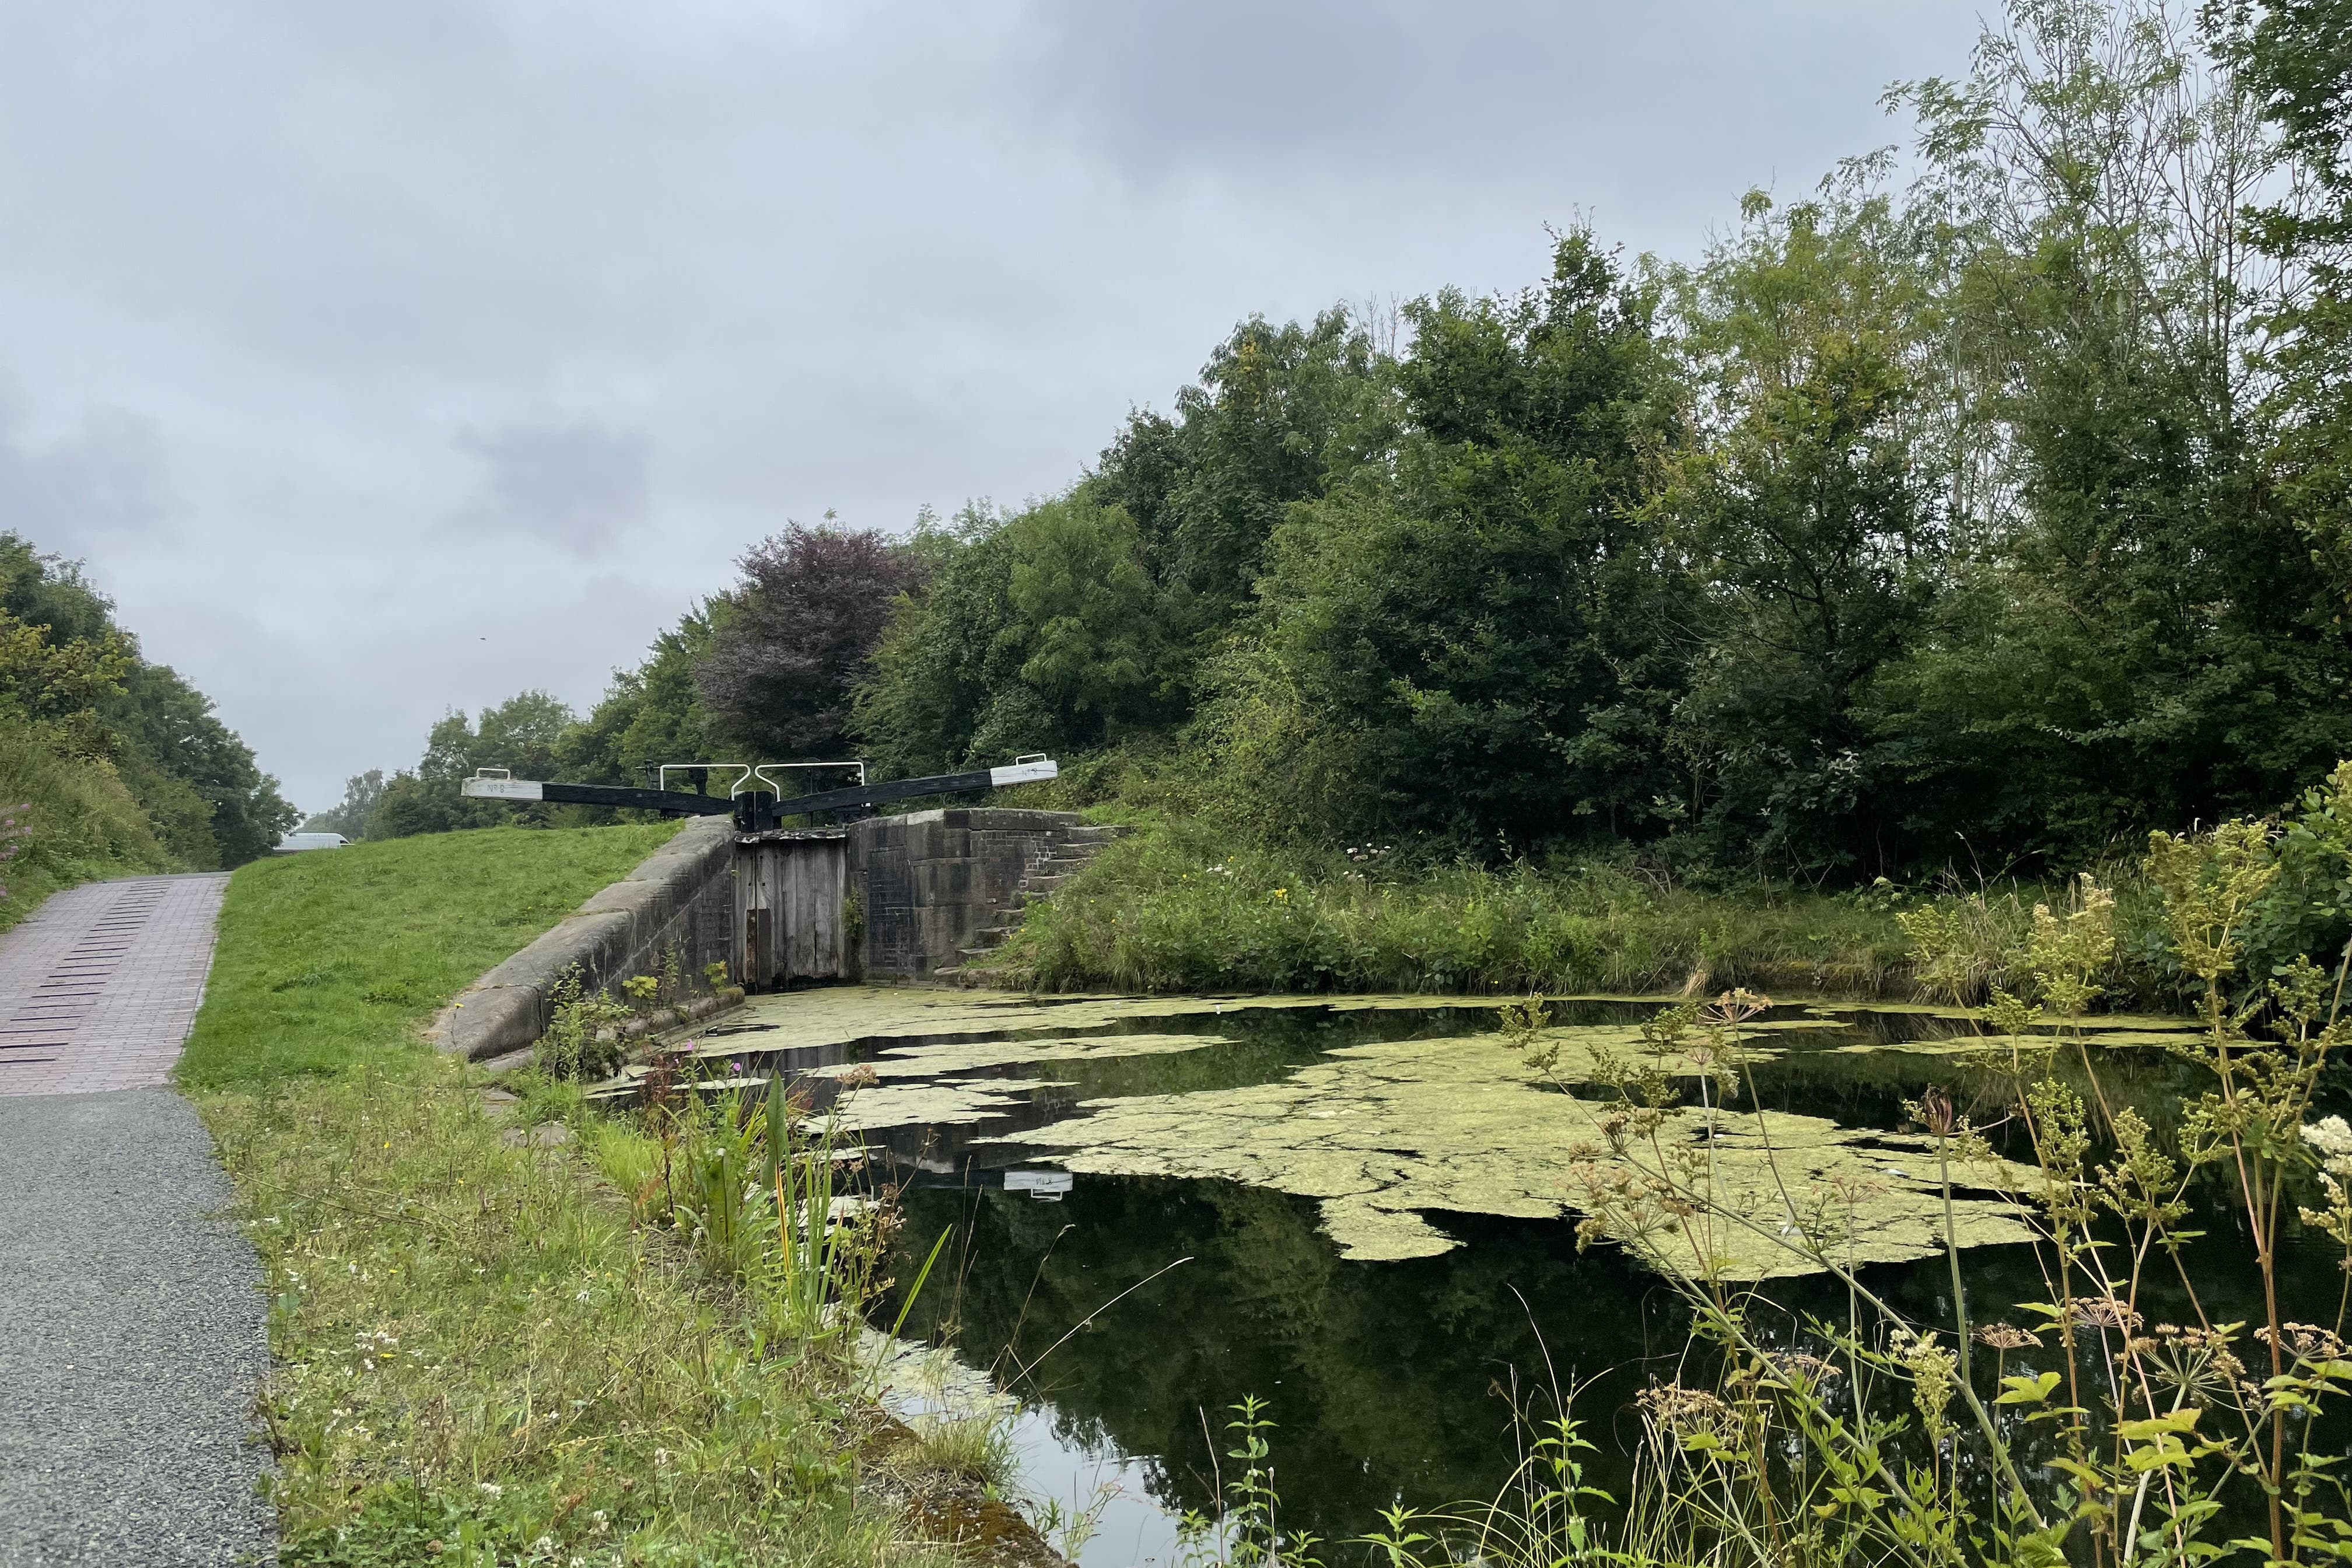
[2302,1115,2352,1176]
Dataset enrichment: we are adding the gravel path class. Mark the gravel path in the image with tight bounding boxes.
[0,876,274,1567]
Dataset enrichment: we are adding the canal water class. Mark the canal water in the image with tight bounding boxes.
[654,988,2352,1564]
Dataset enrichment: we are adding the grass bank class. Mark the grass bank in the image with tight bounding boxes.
[978,816,2181,1005]
[0,724,176,934]
[184,823,968,1568]
[180,824,678,1087]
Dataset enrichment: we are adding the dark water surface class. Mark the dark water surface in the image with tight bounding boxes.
[729,997,2351,1559]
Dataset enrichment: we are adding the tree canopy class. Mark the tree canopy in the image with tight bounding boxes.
[359,0,2352,881]
[0,533,293,868]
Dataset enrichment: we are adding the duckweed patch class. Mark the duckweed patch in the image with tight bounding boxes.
[981,1031,2035,1278]
[817,1033,1228,1079]
[698,985,1620,1058]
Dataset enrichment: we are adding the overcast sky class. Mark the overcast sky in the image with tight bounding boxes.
[0,0,1986,814]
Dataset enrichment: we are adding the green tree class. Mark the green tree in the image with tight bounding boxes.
[1003,497,1170,744]
[2236,0,2352,596]
[1664,178,1947,874]
[302,769,386,838]
[564,601,727,786]
[1872,0,2352,863]
[1108,310,1392,659]
[855,506,1026,777]
[1204,232,1685,851]
[369,692,577,839]
[0,533,293,867]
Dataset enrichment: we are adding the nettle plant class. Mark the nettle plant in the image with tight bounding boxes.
[1374,767,2352,1568]
[536,965,633,1080]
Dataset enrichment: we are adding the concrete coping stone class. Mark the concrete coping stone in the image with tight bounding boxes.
[426,816,734,1063]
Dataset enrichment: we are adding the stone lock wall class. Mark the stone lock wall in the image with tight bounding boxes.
[428,815,737,1062]
[429,806,1094,1063]
[849,808,1088,981]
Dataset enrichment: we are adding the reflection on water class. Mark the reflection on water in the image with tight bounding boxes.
[678,992,2350,1559]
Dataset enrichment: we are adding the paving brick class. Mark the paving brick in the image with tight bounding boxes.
[0,874,230,1098]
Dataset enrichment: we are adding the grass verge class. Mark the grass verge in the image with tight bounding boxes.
[185,823,970,1568]
[180,824,678,1087]
[0,724,174,934]
[979,815,2182,1005]
[206,1062,940,1568]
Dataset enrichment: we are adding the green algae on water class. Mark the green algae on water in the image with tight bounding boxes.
[986,1030,2034,1280]
[812,1032,1227,1080]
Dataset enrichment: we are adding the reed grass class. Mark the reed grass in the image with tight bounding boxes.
[983,816,2135,1003]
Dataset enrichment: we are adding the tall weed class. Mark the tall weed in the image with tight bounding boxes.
[995,818,1966,999]
[1362,761,2352,1567]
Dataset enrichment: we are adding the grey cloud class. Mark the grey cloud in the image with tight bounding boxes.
[0,405,170,551]
[1020,1,1977,192]
[454,422,650,556]
[0,0,1992,809]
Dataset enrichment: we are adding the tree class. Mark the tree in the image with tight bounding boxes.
[369,692,577,838]
[303,769,386,838]
[696,522,925,761]
[0,532,293,866]
[1870,0,2352,863]
[1206,232,1687,852]
[1664,178,1946,874]
[1122,310,1392,656]
[855,507,1026,777]
[2236,0,2352,596]
[1005,498,1170,744]
[564,600,727,786]
[114,661,298,865]
[855,499,1171,775]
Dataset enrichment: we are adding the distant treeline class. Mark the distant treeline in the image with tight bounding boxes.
[335,0,2352,881]
[0,532,294,919]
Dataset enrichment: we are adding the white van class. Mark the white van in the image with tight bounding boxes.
[274,832,351,853]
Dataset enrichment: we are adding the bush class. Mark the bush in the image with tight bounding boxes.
[0,726,172,932]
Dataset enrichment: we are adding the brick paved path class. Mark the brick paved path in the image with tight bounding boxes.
[0,873,272,1567]
[0,873,228,1096]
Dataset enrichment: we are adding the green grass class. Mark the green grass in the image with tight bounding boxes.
[0,723,174,934]
[982,815,2194,1006]
[206,1060,942,1568]
[187,822,983,1567]
[984,817,1926,997]
[178,823,678,1087]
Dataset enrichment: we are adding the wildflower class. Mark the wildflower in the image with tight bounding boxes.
[2069,1296,2143,1332]
[1636,1381,1737,1445]
[478,1481,503,1499]
[2258,1322,2349,1363]
[2302,1116,2352,1177]
[1973,1322,2041,1352]
[1894,1329,1958,1443]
